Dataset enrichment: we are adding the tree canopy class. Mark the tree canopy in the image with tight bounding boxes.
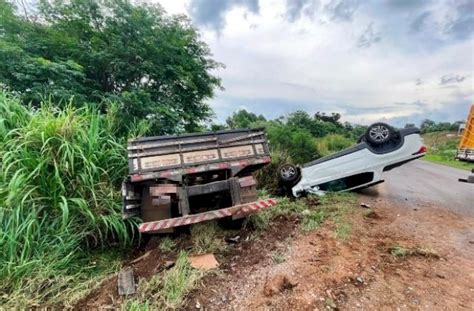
[226,109,266,129]
[419,119,461,133]
[0,0,222,134]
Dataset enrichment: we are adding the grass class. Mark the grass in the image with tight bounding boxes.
[272,251,287,264]
[159,237,177,253]
[248,192,357,239]
[423,154,473,171]
[0,92,137,307]
[190,221,226,254]
[422,131,473,171]
[123,252,203,310]
[389,244,439,259]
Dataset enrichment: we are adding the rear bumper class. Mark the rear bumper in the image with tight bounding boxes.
[138,198,278,233]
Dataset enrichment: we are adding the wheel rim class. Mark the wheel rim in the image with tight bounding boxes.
[280,165,296,179]
[369,125,389,143]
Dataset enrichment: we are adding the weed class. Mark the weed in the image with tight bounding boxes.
[123,251,202,309]
[247,193,356,237]
[159,237,177,253]
[390,245,411,257]
[122,300,151,311]
[301,209,327,231]
[325,297,337,309]
[190,221,225,254]
[272,252,287,264]
[334,222,352,239]
[389,244,439,259]
[247,196,307,231]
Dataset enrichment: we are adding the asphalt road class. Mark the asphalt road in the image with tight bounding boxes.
[367,160,474,216]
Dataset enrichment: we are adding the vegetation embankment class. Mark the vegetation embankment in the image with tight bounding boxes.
[421,131,473,171]
[0,94,136,307]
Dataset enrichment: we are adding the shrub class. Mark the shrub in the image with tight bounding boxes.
[317,134,353,157]
[266,123,320,164]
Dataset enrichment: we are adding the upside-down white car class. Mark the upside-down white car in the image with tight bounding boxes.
[278,123,427,197]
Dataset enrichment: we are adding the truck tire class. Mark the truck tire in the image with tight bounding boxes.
[278,164,300,183]
[365,123,394,146]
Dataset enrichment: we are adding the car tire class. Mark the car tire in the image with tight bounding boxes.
[365,123,394,146]
[278,164,300,183]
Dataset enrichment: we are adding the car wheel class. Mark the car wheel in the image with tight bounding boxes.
[278,164,300,183]
[365,123,394,146]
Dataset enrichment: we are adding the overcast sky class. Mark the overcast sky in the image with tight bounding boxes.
[157,0,473,126]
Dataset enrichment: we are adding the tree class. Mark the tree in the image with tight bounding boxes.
[226,109,266,128]
[420,119,436,133]
[286,111,314,131]
[314,111,341,124]
[0,0,222,135]
[266,122,319,164]
[286,110,347,138]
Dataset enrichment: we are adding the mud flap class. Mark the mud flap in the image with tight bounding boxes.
[122,181,140,219]
[232,176,258,220]
[142,184,176,233]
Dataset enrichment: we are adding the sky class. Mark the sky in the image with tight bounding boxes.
[156,0,473,126]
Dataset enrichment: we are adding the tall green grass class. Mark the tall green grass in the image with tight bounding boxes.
[422,133,473,171]
[0,92,136,307]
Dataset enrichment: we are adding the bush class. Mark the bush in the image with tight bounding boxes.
[266,123,320,164]
[0,92,136,307]
[255,150,292,194]
[317,134,353,157]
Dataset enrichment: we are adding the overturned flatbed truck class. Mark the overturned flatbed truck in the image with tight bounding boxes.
[122,128,277,233]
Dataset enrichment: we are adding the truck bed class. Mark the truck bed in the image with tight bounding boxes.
[127,128,270,179]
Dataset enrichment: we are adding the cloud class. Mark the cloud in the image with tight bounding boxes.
[325,0,359,22]
[394,101,426,108]
[440,74,467,85]
[444,0,474,40]
[356,23,381,48]
[410,11,431,32]
[284,0,319,22]
[188,0,259,32]
[384,0,431,10]
[157,0,474,126]
[386,99,471,127]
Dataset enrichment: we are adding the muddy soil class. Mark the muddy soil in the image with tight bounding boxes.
[78,193,474,310]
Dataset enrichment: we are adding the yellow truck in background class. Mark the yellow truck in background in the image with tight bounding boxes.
[456,105,474,162]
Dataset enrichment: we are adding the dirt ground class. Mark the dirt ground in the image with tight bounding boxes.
[79,191,474,310]
[184,194,474,310]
